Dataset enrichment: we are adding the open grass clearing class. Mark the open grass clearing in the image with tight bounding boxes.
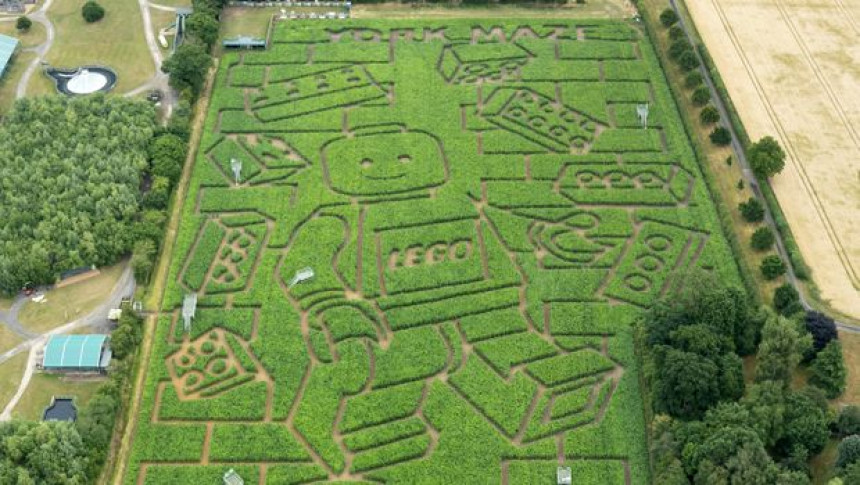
[220,6,277,40]
[0,352,28,411]
[11,371,105,420]
[0,20,46,48]
[0,51,34,112]
[44,0,154,93]
[0,325,22,355]
[18,262,126,335]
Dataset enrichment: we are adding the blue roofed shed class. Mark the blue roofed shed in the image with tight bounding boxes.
[0,34,19,76]
[42,335,111,372]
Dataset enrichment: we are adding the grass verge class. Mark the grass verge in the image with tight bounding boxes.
[0,352,28,410]
[12,372,105,420]
[17,262,126,335]
[110,61,219,485]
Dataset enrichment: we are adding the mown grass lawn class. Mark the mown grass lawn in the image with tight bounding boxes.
[18,262,126,335]
[12,372,105,420]
[43,0,154,93]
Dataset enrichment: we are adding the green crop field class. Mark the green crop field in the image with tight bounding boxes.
[125,19,742,484]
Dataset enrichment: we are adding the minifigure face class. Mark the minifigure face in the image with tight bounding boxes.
[322,132,447,196]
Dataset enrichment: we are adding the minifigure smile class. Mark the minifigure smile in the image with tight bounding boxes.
[364,172,406,180]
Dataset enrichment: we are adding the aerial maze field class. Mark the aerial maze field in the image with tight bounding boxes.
[127,19,742,484]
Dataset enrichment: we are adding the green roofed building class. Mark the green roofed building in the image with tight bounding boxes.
[42,335,111,372]
[222,36,266,50]
[0,34,19,76]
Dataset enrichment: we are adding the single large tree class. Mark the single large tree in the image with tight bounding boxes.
[161,42,212,97]
[748,136,786,179]
[755,315,810,386]
[185,11,220,48]
[655,347,721,420]
[809,340,847,398]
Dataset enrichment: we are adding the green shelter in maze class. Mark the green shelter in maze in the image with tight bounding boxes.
[42,334,111,372]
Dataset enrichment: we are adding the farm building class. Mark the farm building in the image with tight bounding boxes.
[0,34,19,76]
[42,397,77,422]
[42,334,112,372]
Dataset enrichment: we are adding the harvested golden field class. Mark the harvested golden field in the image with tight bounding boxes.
[686,0,859,318]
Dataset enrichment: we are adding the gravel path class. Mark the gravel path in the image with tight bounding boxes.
[15,0,56,99]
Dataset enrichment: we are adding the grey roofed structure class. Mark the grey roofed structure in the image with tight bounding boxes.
[222,36,267,50]
[0,34,19,76]
[223,469,244,485]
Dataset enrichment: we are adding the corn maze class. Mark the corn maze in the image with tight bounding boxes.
[126,19,741,484]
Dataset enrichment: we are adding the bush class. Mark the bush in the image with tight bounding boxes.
[760,255,786,280]
[677,50,701,71]
[739,197,764,223]
[150,134,187,184]
[131,240,156,284]
[773,284,802,317]
[684,70,703,89]
[16,16,31,31]
[809,341,846,398]
[806,311,838,354]
[749,136,786,179]
[691,86,711,106]
[143,175,171,209]
[699,105,720,125]
[660,8,679,28]
[751,226,775,251]
[81,1,105,22]
[668,39,692,61]
[668,25,685,41]
[837,435,860,470]
[709,126,731,146]
[836,406,860,438]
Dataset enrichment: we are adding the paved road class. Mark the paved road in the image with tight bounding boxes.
[16,0,56,99]
[0,265,135,421]
[124,0,176,116]
[666,0,858,333]
[0,297,37,340]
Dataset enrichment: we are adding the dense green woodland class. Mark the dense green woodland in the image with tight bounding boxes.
[0,96,156,294]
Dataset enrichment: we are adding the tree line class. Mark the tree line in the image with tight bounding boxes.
[645,272,848,483]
